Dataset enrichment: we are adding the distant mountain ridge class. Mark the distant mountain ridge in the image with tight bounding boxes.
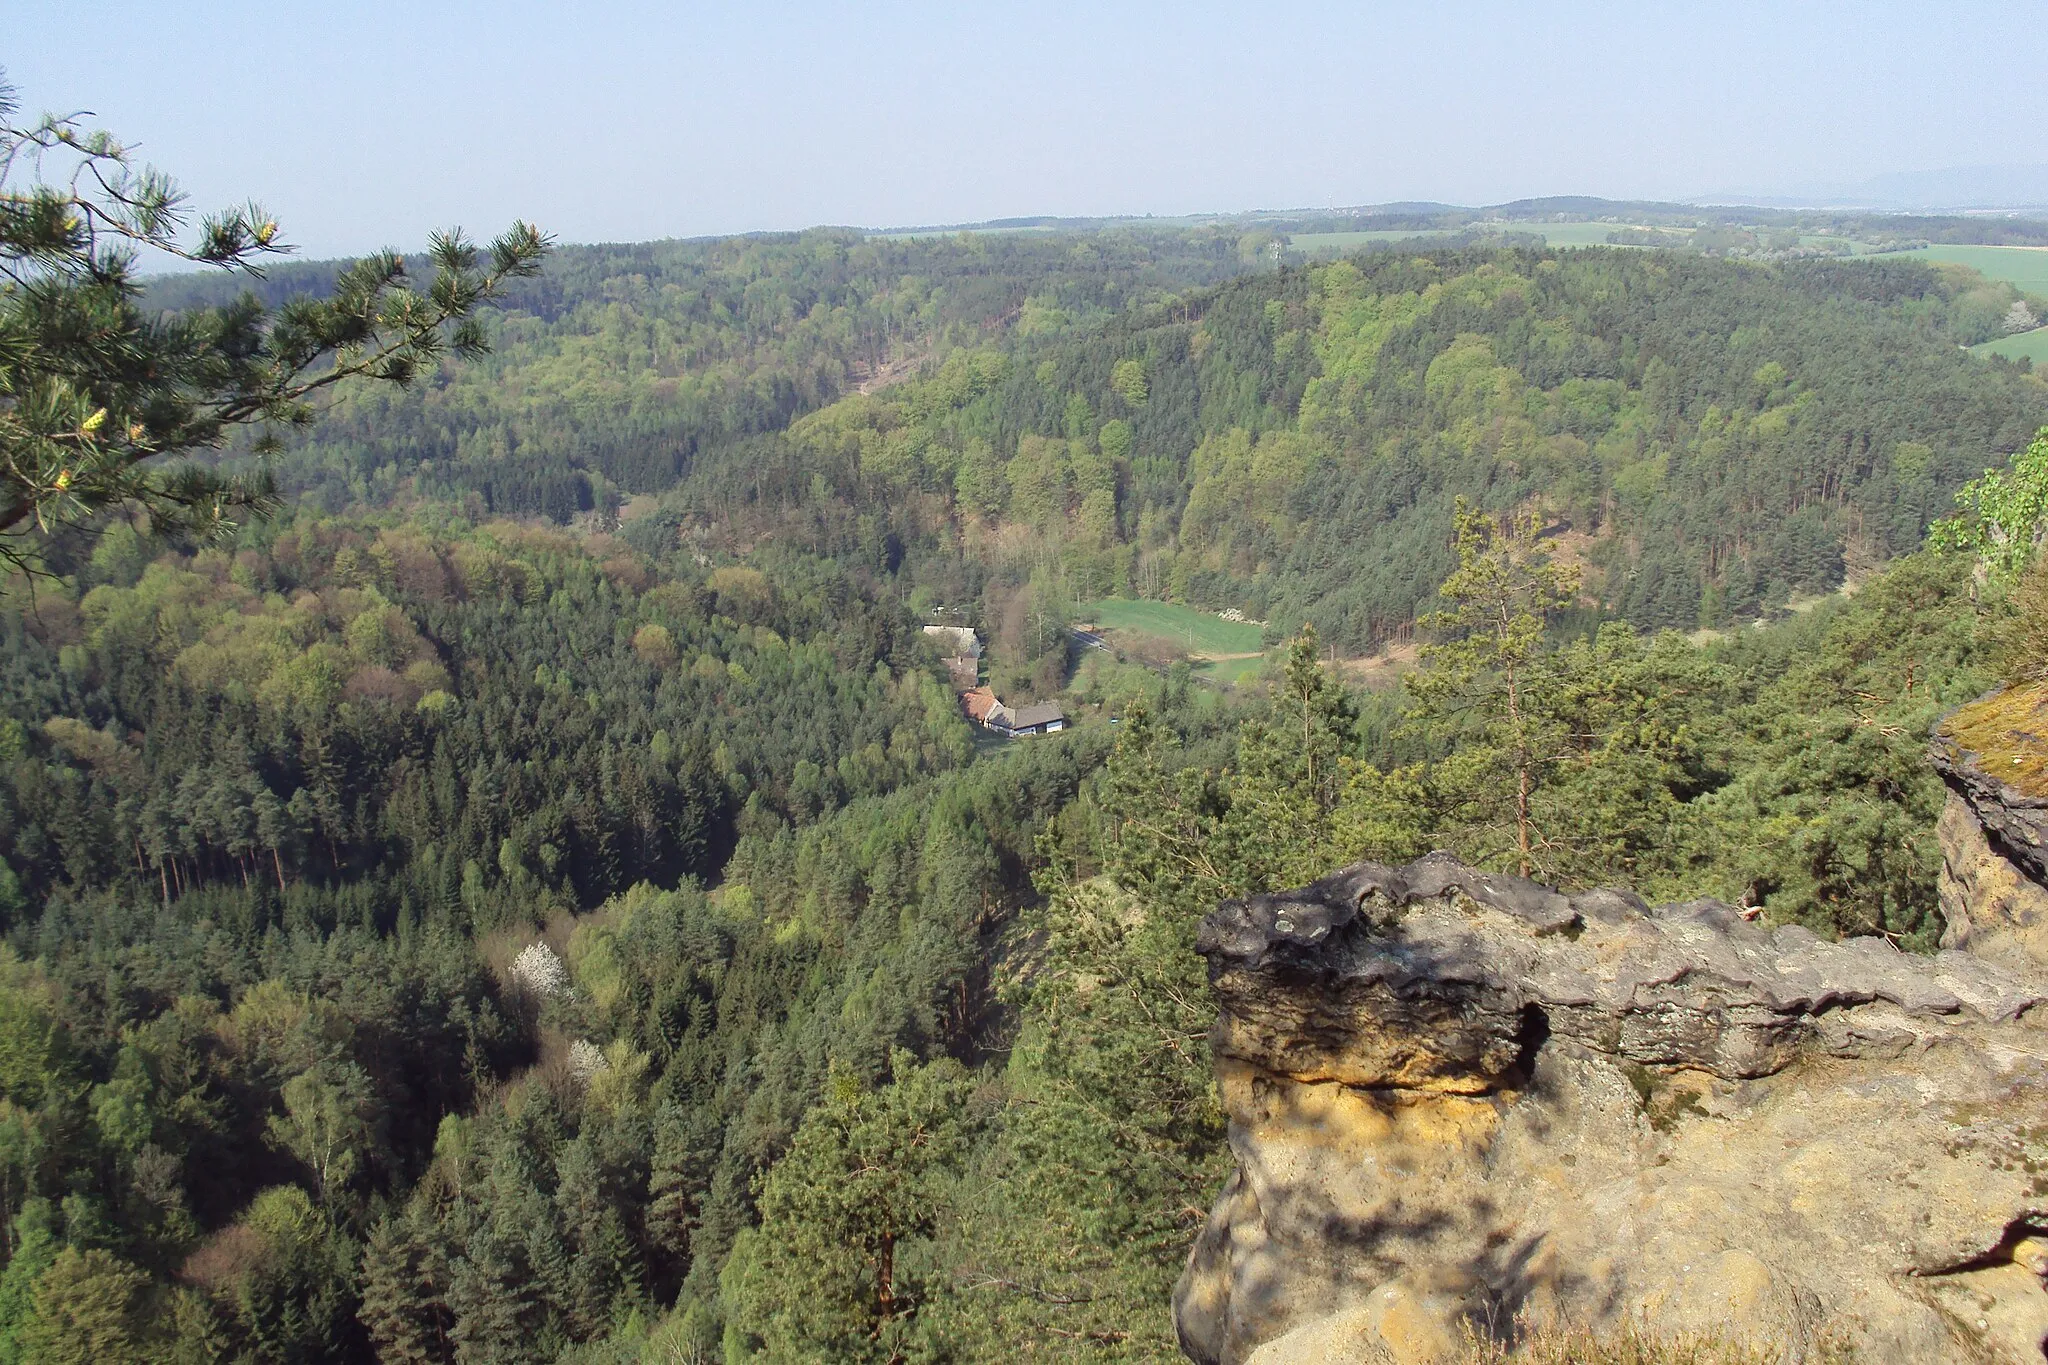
[866,194,2048,242]
[1699,164,2048,213]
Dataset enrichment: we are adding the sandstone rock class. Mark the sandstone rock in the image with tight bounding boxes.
[1933,718,2048,891]
[1174,853,2048,1364]
[1935,735,2048,972]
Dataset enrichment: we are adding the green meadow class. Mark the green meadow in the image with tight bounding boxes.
[1863,244,2048,294]
[1975,326,2048,363]
[1193,654,1268,685]
[1833,244,2048,362]
[1080,598,1267,655]
[1527,221,1657,247]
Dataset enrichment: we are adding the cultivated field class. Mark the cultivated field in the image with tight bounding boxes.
[1525,221,1654,247]
[1837,245,2048,362]
[1870,244,2048,293]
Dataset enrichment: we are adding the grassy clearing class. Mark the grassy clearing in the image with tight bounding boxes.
[1974,326,2048,363]
[1193,654,1266,686]
[1532,221,1651,247]
[1079,599,1265,655]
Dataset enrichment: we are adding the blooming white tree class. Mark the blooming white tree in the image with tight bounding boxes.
[511,940,571,998]
[568,1039,609,1083]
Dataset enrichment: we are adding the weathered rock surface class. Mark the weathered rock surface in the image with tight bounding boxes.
[1936,732,2048,972]
[1174,853,2048,1364]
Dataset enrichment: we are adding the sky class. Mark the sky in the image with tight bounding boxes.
[7,1,2048,257]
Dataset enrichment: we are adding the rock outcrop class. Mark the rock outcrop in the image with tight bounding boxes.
[1173,853,2048,1364]
[1935,728,2048,972]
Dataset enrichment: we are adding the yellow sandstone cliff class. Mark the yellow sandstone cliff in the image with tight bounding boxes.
[1174,851,2048,1364]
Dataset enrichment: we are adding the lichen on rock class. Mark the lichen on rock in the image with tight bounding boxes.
[1174,853,2048,1365]
[1935,719,2048,972]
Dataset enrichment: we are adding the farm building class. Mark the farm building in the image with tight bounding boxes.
[961,687,1001,725]
[991,701,1067,737]
[960,688,1066,737]
[923,625,982,689]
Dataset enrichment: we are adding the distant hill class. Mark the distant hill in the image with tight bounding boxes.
[759,246,2048,647]
[1701,164,2048,213]
[149,225,2048,652]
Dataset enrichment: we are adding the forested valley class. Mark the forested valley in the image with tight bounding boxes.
[7,199,2048,1362]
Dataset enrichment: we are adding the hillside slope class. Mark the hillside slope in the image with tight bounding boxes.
[749,248,2048,650]
[142,229,1253,528]
[154,236,2048,659]
[2,229,2034,1362]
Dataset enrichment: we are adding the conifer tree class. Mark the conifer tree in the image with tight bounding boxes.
[16,1247,157,1365]
[1409,501,1578,877]
[722,1054,973,1362]
[1093,697,1231,913]
[1220,624,1358,888]
[359,1215,456,1365]
[0,77,549,575]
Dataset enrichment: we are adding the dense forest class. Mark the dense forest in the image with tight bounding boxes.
[141,231,1256,528]
[167,237,2048,674]
[687,247,2048,652]
[5,214,2048,1362]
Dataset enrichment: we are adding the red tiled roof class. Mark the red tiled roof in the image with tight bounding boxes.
[962,687,999,722]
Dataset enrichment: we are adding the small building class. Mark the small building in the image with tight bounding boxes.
[995,701,1067,737]
[923,625,983,689]
[961,687,1001,726]
[923,625,980,656]
[962,688,1066,737]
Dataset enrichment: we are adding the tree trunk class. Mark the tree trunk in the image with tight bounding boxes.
[876,1234,897,1325]
[1505,662,1532,878]
[1517,763,1531,879]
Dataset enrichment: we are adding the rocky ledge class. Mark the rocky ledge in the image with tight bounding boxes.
[1934,727,2048,970]
[1174,853,2048,1364]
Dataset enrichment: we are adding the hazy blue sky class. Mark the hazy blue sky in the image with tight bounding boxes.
[6,1,2045,256]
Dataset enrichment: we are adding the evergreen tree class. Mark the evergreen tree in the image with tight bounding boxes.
[16,1247,156,1365]
[1219,625,1357,888]
[358,1214,456,1365]
[722,1055,974,1363]
[0,79,548,575]
[1409,501,1579,876]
